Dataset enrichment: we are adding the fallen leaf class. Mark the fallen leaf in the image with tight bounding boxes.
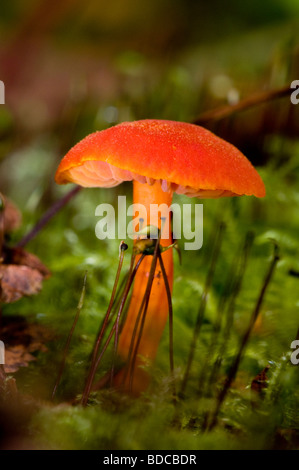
[4,346,37,373]
[2,246,51,279]
[0,194,50,304]
[1,315,54,373]
[1,196,22,233]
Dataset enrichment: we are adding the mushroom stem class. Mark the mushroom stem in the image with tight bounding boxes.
[115,180,174,394]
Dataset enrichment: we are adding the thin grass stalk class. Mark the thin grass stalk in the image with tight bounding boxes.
[110,252,146,385]
[81,252,145,405]
[158,250,176,401]
[128,235,161,393]
[207,243,279,430]
[82,242,128,398]
[91,255,145,392]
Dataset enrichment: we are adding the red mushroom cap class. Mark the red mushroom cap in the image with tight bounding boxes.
[55,119,265,198]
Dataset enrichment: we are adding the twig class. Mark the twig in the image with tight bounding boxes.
[193,85,292,125]
[16,186,81,248]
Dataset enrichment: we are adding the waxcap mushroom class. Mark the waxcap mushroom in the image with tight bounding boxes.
[55,119,265,199]
[55,119,266,395]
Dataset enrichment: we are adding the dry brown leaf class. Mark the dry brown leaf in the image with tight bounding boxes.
[4,346,37,373]
[0,194,50,305]
[0,245,51,303]
[0,265,44,303]
[1,316,54,373]
[2,246,51,279]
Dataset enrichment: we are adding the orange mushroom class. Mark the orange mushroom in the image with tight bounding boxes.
[55,119,265,394]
